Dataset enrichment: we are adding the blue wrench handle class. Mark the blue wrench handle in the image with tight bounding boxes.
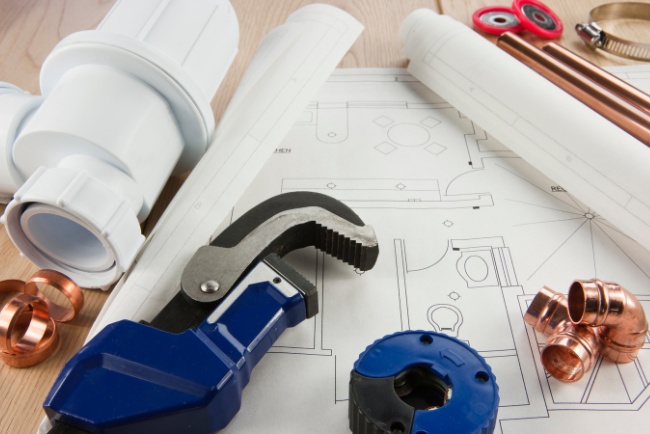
[44,273,306,434]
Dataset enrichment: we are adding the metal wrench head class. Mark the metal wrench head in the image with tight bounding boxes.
[181,191,379,306]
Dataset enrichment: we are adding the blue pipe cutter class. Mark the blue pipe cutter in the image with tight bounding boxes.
[44,192,379,434]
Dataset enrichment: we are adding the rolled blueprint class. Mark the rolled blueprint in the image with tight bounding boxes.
[400,10,650,251]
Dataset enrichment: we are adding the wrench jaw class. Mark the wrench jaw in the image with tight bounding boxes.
[264,253,318,319]
[314,221,378,271]
[182,196,380,307]
[150,193,379,334]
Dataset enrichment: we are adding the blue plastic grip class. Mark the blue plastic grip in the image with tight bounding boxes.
[43,280,306,434]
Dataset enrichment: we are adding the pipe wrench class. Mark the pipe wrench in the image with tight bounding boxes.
[43,191,379,434]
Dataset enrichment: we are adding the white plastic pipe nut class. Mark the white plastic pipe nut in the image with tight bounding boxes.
[2,165,144,287]
[12,64,183,221]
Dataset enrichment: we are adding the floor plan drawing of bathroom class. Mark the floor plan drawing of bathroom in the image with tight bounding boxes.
[219,69,650,434]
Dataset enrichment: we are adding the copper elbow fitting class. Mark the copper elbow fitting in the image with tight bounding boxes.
[524,286,570,334]
[541,323,599,382]
[568,279,649,363]
[524,287,599,382]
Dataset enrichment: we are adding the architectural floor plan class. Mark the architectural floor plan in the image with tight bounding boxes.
[219,69,650,434]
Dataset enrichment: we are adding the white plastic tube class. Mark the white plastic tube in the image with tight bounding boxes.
[1,0,239,288]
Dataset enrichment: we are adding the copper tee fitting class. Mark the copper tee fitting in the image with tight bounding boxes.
[568,279,648,363]
[524,287,599,382]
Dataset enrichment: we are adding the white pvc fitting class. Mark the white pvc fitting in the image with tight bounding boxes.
[1,0,239,288]
[0,84,42,203]
[4,165,144,286]
[3,64,178,287]
[39,0,239,174]
[12,64,182,220]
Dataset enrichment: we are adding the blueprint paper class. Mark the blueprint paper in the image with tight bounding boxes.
[210,68,650,434]
[401,10,650,252]
[81,4,363,341]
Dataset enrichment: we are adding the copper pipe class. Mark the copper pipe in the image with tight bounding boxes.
[543,42,650,116]
[568,279,648,363]
[497,32,650,148]
[524,287,600,382]
[24,269,84,323]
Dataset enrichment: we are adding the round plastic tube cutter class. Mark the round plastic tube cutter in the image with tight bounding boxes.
[349,331,499,434]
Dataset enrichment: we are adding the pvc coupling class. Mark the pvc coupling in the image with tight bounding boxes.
[525,279,648,382]
[0,0,239,288]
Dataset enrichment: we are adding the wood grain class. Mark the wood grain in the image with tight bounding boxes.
[0,0,646,432]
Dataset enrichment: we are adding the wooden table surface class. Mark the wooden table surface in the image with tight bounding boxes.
[1,0,648,432]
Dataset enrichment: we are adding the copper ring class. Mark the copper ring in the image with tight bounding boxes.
[0,279,28,305]
[24,269,84,323]
[0,312,59,368]
[0,294,50,353]
[0,279,27,294]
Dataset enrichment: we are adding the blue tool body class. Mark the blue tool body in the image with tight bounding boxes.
[44,277,306,433]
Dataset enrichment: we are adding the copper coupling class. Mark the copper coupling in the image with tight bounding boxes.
[525,279,648,382]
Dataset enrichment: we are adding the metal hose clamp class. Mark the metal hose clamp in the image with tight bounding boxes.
[576,2,650,61]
